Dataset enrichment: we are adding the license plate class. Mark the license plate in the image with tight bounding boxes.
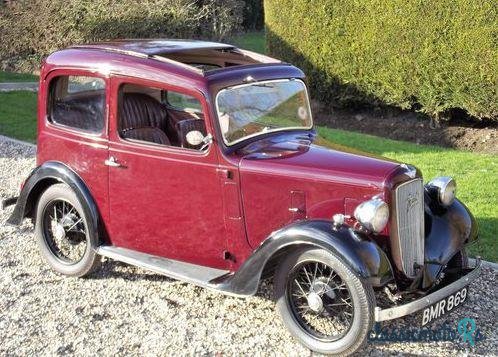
[421,286,468,326]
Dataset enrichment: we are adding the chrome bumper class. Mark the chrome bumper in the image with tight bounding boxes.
[374,258,482,322]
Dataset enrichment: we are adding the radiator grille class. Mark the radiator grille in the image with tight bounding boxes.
[394,178,424,277]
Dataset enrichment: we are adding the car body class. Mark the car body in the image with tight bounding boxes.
[3,39,481,355]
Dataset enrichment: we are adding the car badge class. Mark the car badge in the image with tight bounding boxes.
[407,194,418,212]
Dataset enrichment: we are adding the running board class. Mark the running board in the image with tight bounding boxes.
[97,246,231,289]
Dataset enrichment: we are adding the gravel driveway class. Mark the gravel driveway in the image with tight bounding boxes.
[1,137,496,356]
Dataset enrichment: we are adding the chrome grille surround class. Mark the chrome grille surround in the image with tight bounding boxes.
[392,178,425,277]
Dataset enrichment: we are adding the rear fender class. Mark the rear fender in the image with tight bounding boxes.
[6,161,100,242]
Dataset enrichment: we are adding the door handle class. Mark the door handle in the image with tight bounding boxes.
[104,156,122,168]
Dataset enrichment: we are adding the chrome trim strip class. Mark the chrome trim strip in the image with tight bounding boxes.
[374,258,482,322]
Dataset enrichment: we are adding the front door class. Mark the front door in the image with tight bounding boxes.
[106,77,228,269]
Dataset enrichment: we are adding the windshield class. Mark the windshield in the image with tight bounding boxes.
[215,79,313,145]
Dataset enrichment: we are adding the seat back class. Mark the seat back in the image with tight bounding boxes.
[120,93,169,133]
[52,93,104,132]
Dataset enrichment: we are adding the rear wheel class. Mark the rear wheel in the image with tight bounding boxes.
[35,183,100,276]
[274,248,374,355]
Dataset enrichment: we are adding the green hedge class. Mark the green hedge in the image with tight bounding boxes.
[265,0,497,120]
[0,0,244,71]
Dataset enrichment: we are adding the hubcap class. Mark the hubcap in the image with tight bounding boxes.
[306,292,323,313]
[54,223,66,240]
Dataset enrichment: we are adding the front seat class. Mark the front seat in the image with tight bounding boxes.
[120,93,170,139]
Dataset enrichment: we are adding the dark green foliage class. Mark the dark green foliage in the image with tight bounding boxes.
[0,0,244,71]
[265,0,497,120]
[242,0,264,30]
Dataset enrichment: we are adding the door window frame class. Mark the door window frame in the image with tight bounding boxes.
[109,75,215,158]
[43,69,110,140]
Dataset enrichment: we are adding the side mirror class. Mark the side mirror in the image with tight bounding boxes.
[200,133,213,151]
[185,130,205,146]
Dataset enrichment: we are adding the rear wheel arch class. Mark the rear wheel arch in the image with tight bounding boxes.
[24,177,59,219]
[8,161,105,244]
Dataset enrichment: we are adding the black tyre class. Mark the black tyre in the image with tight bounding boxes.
[274,248,375,355]
[35,183,100,277]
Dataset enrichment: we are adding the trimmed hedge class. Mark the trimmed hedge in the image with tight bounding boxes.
[0,0,243,71]
[265,0,497,120]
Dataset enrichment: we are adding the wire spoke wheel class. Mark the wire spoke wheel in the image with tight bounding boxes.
[42,199,88,264]
[286,261,354,341]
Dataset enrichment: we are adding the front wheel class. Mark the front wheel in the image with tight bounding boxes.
[274,248,375,355]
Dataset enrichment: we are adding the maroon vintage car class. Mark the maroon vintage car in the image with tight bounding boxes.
[3,40,481,355]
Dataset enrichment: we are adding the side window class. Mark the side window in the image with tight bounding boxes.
[164,91,203,113]
[49,76,105,133]
[118,83,207,150]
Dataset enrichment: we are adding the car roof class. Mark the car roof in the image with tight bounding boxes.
[71,39,236,56]
[42,39,303,95]
[68,39,282,76]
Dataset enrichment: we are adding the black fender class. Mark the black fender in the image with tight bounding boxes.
[422,197,479,288]
[6,161,101,243]
[217,220,393,296]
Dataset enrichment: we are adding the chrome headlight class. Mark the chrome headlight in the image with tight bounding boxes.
[354,199,389,233]
[427,176,456,207]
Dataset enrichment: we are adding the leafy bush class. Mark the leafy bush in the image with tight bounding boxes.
[242,0,264,30]
[0,0,243,71]
[265,0,497,120]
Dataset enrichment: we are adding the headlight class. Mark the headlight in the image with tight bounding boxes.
[427,176,456,207]
[354,199,389,233]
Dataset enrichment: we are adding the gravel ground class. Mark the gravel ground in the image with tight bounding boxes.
[1,137,497,356]
[0,82,38,92]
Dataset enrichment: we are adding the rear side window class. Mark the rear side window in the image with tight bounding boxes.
[48,76,105,133]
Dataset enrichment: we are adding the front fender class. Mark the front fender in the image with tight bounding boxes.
[423,198,479,288]
[217,220,393,296]
[6,161,100,242]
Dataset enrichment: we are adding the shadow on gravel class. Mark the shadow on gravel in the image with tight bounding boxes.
[88,259,277,302]
[88,259,176,283]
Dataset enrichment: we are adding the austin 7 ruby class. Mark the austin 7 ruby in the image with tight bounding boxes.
[2,40,481,355]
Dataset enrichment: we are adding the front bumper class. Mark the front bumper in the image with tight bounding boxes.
[374,257,482,322]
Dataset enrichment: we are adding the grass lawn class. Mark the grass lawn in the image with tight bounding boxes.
[0,91,38,143]
[0,71,38,83]
[0,81,495,262]
[230,31,266,54]
[317,127,497,262]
